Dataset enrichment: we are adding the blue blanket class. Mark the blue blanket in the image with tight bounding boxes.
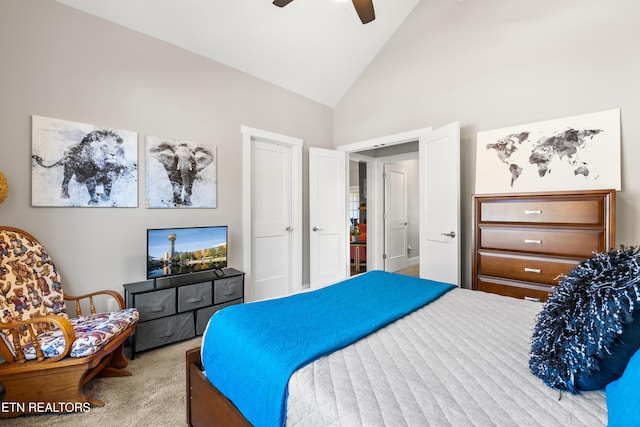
[201,270,455,427]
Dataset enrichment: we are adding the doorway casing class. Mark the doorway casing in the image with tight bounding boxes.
[332,123,460,286]
[337,128,432,275]
[241,126,303,301]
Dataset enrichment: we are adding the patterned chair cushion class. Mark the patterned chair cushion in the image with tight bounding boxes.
[20,308,139,359]
[1,229,68,352]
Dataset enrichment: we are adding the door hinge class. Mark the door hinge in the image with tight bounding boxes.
[382,253,387,260]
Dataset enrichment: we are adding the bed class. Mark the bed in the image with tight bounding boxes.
[186,271,607,426]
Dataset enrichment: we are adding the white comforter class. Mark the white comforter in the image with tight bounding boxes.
[286,288,607,426]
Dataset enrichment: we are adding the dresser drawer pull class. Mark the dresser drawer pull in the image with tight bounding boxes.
[524,267,542,273]
[158,332,175,338]
[185,297,204,304]
[524,296,541,302]
[524,210,542,215]
[148,306,165,313]
[524,239,542,244]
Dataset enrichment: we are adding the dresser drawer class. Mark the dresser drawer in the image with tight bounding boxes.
[478,227,603,258]
[476,276,553,302]
[479,198,604,224]
[136,288,176,322]
[178,281,213,313]
[214,275,244,304]
[195,299,243,335]
[135,312,195,352]
[477,251,579,285]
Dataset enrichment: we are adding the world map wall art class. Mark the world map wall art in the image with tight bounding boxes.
[474,109,621,194]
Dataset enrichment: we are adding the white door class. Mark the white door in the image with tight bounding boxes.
[384,163,408,272]
[251,141,292,300]
[419,122,460,286]
[242,126,303,302]
[309,147,347,289]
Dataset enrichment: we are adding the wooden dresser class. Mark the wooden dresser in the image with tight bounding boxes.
[472,189,615,301]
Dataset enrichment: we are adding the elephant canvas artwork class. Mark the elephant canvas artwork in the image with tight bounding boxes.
[145,136,217,208]
[31,115,138,207]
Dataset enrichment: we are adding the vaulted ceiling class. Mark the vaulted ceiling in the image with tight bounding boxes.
[56,0,420,107]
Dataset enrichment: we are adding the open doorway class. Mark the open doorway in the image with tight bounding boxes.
[311,123,459,288]
[347,144,420,278]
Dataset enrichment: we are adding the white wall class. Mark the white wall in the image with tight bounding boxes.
[334,0,640,288]
[0,0,333,303]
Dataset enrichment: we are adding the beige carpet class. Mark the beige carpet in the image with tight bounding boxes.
[7,337,202,427]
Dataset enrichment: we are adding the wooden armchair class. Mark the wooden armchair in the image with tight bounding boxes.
[0,226,139,418]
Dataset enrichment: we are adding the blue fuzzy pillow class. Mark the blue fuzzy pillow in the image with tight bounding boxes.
[574,310,640,391]
[574,314,640,390]
[530,246,640,393]
[606,348,640,427]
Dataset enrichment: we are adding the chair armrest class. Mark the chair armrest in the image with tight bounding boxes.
[65,290,126,316]
[0,315,75,364]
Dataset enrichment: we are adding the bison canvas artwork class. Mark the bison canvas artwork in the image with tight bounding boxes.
[145,136,217,208]
[31,115,138,207]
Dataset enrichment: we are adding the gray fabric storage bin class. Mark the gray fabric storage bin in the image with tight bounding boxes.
[136,288,176,322]
[135,311,195,352]
[213,275,243,304]
[178,281,213,312]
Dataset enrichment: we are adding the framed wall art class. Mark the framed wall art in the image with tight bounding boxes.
[31,115,138,207]
[145,136,217,208]
[475,109,621,194]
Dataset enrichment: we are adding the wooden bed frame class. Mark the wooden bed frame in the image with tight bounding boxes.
[186,346,251,427]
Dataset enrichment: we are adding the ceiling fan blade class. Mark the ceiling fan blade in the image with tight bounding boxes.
[273,0,294,7]
[352,0,375,24]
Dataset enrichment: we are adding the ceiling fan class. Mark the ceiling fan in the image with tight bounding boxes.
[273,0,376,25]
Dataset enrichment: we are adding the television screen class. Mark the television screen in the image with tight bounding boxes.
[147,226,228,279]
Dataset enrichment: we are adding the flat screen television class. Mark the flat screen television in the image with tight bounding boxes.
[146,226,228,279]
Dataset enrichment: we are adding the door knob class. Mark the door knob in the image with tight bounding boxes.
[312,226,324,232]
[285,226,293,232]
[441,231,456,238]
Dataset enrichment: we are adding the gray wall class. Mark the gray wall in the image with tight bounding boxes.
[2,0,638,300]
[0,0,333,302]
[334,0,640,288]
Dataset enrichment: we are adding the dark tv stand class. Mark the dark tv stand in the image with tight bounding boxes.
[123,268,244,358]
